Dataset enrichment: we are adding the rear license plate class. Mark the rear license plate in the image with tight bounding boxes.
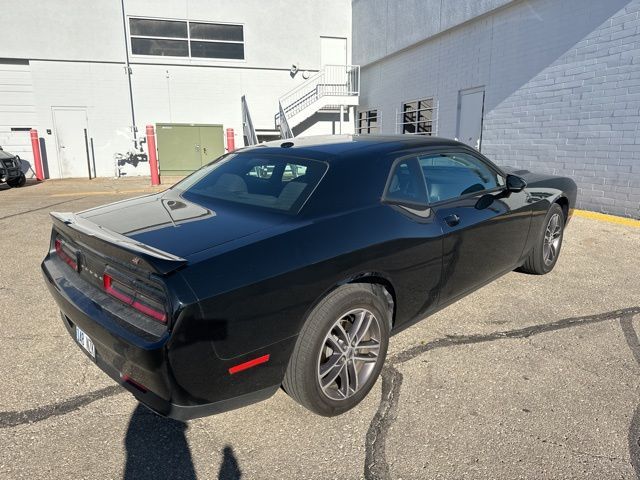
[76,326,95,358]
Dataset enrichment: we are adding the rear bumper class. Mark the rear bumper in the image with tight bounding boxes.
[60,311,276,420]
[42,255,281,420]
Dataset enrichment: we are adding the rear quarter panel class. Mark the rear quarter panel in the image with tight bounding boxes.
[178,204,443,361]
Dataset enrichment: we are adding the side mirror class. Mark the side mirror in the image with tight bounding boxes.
[506,174,527,193]
[475,193,495,210]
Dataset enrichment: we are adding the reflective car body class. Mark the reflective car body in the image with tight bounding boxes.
[41,135,577,419]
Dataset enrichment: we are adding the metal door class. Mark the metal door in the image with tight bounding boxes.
[456,87,485,150]
[320,37,347,66]
[52,107,88,178]
[198,125,225,165]
[157,125,202,176]
[157,124,224,176]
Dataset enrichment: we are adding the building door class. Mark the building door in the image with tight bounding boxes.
[156,123,224,176]
[457,87,485,150]
[320,37,347,66]
[199,125,225,165]
[52,107,88,178]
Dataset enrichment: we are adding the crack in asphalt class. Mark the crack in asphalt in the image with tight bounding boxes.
[363,307,640,480]
[620,313,640,479]
[0,385,122,429]
[364,365,403,480]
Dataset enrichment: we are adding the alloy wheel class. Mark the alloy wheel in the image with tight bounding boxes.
[317,308,382,401]
[543,213,562,266]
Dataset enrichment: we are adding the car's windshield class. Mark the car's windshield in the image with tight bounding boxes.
[172,152,328,214]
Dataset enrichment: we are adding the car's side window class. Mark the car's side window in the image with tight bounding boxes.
[417,152,503,203]
[385,158,428,206]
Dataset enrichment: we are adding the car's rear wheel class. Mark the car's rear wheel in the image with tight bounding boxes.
[520,203,565,275]
[283,284,389,416]
[7,173,26,188]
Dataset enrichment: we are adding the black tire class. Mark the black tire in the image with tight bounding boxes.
[283,284,390,416]
[7,173,26,188]
[520,203,565,275]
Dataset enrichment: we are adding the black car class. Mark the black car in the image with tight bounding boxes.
[42,135,577,419]
[0,147,26,187]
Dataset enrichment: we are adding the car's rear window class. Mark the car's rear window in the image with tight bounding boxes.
[172,152,328,214]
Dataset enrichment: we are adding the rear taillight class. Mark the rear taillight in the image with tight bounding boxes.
[103,273,167,324]
[120,374,148,393]
[54,238,78,271]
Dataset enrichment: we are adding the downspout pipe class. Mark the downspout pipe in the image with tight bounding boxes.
[120,0,138,148]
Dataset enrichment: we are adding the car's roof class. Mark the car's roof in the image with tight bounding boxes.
[238,134,465,162]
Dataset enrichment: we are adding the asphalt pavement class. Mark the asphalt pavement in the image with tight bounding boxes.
[1,178,639,479]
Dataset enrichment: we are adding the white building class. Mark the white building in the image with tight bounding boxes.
[0,0,355,179]
[353,0,640,218]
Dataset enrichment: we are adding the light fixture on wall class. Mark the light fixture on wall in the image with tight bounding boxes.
[290,64,299,78]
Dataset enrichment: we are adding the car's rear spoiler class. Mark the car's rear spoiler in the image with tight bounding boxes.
[50,212,187,275]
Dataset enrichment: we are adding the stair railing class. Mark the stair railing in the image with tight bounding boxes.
[275,65,360,126]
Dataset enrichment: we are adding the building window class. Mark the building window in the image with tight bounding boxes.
[356,109,379,134]
[399,98,434,135]
[129,18,245,60]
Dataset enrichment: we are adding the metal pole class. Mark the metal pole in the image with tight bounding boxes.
[29,129,44,181]
[339,105,344,134]
[226,128,236,152]
[146,125,160,186]
[90,138,97,178]
[84,129,92,179]
[120,0,137,147]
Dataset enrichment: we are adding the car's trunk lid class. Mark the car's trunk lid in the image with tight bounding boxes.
[53,190,285,273]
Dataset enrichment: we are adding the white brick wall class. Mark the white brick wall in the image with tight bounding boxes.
[357,0,640,218]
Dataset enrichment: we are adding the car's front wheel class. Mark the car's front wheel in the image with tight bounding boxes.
[7,173,26,188]
[283,284,390,416]
[520,202,565,274]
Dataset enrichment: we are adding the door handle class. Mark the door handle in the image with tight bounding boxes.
[444,214,460,227]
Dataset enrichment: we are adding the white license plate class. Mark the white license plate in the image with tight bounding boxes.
[76,327,95,358]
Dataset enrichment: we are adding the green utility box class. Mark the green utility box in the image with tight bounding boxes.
[156,123,225,176]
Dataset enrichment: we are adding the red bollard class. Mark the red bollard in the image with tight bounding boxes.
[226,128,235,152]
[146,125,160,186]
[30,129,44,181]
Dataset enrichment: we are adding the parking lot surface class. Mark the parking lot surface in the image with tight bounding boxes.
[1,178,639,479]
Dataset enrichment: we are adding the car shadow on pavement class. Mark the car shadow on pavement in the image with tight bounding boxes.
[0,178,40,191]
[124,404,242,479]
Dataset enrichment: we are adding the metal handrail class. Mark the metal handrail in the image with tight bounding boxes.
[278,101,293,139]
[241,95,258,145]
[276,65,360,125]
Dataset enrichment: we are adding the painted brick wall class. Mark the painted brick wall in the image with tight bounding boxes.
[357,0,640,218]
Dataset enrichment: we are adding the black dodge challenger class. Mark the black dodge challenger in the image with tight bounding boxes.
[42,135,577,419]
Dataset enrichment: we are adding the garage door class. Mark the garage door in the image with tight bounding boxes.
[0,60,37,164]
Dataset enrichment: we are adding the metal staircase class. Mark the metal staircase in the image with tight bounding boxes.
[275,64,360,139]
[241,95,258,146]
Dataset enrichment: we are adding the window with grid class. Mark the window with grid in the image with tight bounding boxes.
[400,99,434,135]
[356,109,379,134]
[129,18,244,60]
